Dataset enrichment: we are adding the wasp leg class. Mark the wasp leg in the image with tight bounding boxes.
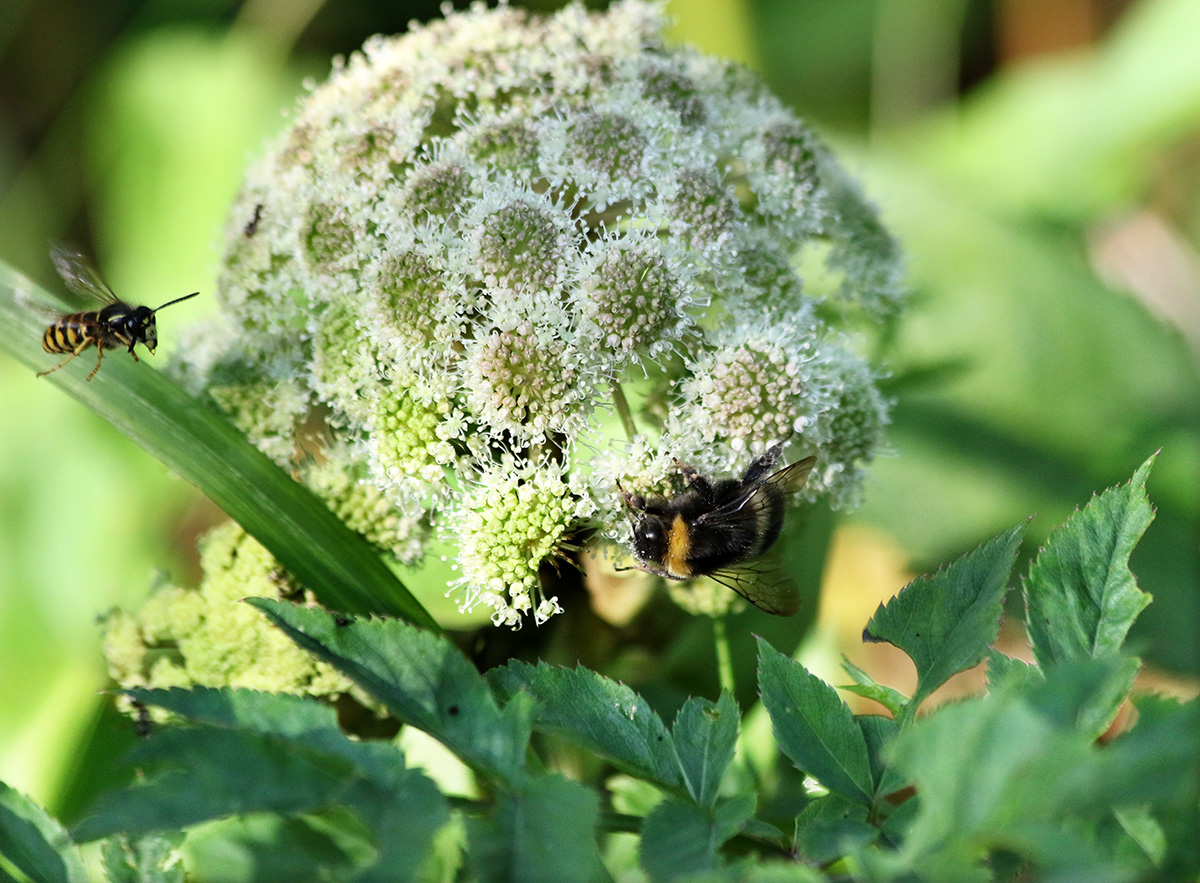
[36,340,90,378]
[85,345,105,381]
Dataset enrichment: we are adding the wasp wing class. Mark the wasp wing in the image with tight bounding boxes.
[50,244,119,305]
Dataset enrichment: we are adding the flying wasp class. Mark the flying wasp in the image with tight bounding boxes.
[620,442,817,616]
[38,245,199,381]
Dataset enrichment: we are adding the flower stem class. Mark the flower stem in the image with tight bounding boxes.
[712,613,735,695]
[611,381,638,442]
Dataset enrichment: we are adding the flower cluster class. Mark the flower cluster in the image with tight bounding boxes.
[168,0,903,629]
[103,522,360,700]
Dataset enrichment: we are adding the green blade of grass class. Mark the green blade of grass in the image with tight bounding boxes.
[0,259,438,631]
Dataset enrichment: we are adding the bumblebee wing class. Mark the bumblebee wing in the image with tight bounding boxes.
[705,557,803,616]
[696,455,817,527]
[50,244,118,305]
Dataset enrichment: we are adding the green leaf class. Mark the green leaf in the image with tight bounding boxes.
[856,715,906,800]
[465,775,605,883]
[0,260,435,629]
[793,793,874,868]
[251,600,529,788]
[672,692,740,810]
[888,658,1176,875]
[888,688,1093,868]
[182,815,366,883]
[123,687,406,785]
[839,657,908,718]
[864,525,1022,713]
[100,833,185,883]
[984,648,1042,692]
[639,794,755,883]
[72,727,363,841]
[756,638,873,806]
[1025,655,1140,740]
[1025,457,1155,667]
[0,782,88,883]
[1073,694,1200,811]
[486,660,681,793]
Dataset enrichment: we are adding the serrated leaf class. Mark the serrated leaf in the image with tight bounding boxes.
[840,657,908,718]
[756,638,873,806]
[0,261,435,628]
[72,727,360,841]
[101,833,185,883]
[888,658,1172,873]
[984,649,1042,693]
[251,600,529,788]
[487,660,681,793]
[465,775,604,883]
[639,794,755,883]
[125,687,408,788]
[124,684,449,878]
[672,692,739,810]
[1025,458,1155,667]
[0,782,88,883]
[864,526,1022,713]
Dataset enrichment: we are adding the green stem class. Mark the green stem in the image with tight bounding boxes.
[712,614,735,696]
[611,380,638,442]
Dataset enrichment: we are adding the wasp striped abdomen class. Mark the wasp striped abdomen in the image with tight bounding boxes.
[42,311,101,354]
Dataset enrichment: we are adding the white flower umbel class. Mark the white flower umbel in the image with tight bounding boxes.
[173,0,905,626]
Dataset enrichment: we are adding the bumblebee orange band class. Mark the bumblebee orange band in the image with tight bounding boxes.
[666,514,692,578]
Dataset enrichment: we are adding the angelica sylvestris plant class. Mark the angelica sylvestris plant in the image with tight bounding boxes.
[7,459,1198,882]
[159,0,901,631]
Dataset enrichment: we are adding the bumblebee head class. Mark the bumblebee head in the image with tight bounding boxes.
[630,514,670,567]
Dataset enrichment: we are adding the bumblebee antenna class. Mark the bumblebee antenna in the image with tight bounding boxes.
[152,291,200,312]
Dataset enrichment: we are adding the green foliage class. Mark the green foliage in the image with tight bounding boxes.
[0,781,88,883]
[3,461,1197,880]
[1025,457,1154,667]
[864,526,1023,717]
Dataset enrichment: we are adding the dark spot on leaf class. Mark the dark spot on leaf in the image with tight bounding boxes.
[448,705,460,716]
[334,615,352,627]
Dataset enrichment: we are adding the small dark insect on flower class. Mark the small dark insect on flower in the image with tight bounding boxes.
[37,245,199,381]
[619,442,816,616]
[244,203,263,237]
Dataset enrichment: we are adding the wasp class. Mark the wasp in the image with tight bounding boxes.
[38,245,199,381]
[620,442,817,616]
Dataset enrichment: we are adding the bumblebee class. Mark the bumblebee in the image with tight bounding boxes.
[620,442,816,616]
[38,245,199,381]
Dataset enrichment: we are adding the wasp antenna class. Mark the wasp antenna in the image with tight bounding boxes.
[152,291,200,312]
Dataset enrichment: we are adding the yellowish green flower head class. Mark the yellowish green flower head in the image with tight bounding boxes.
[172,0,904,627]
[103,522,359,699]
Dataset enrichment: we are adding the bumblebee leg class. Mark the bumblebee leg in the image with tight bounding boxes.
[618,482,647,512]
[674,459,715,501]
[86,345,105,381]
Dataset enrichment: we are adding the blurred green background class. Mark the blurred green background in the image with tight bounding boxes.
[3,0,1199,822]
